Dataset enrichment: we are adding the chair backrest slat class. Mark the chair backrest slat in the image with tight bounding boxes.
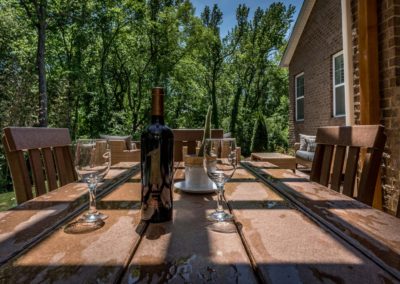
[172,129,224,161]
[311,125,386,206]
[331,145,346,191]
[3,127,75,204]
[28,149,46,196]
[42,147,58,191]
[358,149,383,205]
[63,146,76,182]
[2,136,33,202]
[53,146,75,186]
[320,145,334,186]
[310,144,324,183]
[185,141,197,156]
[342,146,360,196]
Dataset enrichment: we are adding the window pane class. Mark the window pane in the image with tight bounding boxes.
[296,75,304,98]
[334,54,344,85]
[296,98,304,120]
[335,85,345,116]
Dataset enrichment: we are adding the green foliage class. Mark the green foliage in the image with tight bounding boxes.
[250,113,268,153]
[0,0,295,198]
[0,191,16,211]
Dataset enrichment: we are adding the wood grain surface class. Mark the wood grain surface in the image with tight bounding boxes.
[0,162,398,283]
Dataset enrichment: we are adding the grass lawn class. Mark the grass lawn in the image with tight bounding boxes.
[0,191,16,211]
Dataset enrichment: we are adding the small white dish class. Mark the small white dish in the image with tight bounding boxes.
[174,181,216,194]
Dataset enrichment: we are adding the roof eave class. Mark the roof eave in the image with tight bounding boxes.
[279,0,316,68]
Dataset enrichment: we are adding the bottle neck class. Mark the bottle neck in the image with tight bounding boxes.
[151,115,164,125]
[151,90,164,125]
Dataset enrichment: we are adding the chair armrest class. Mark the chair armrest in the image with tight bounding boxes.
[294,143,300,151]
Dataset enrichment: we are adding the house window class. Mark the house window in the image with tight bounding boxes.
[333,51,345,117]
[295,73,304,121]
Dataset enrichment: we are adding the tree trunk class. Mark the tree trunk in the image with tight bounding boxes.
[229,86,241,136]
[37,1,47,127]
[211,66,219,128]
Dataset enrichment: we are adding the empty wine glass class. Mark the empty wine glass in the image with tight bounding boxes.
[203,138,237,222]
[74,139,111,223]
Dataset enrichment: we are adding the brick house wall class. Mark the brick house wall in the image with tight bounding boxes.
[351,0,400,214]
[288,0,346,146]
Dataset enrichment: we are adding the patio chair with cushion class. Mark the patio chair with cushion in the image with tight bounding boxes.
[310,125,386,206]
[173,129,242,163]
[294,134,316,168]
[100,134,140,165]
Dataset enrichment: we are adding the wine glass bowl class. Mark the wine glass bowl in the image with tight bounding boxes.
[203,138,237,222]
[75,140,110,182]
[74,139,111,223]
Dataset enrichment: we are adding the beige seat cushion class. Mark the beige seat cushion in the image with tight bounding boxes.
[296,150,315,162]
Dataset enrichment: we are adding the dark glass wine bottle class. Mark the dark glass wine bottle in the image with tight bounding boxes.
[140,87,174,223]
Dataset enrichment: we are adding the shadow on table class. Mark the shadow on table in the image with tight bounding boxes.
[0,261,395,283]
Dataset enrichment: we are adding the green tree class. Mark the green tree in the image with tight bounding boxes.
[250,112,268,152]
[227,2,294,155]
[20,0,48,127]
[0,0,296,198]
[199,4,223,128]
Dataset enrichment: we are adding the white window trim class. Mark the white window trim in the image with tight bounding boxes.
[295,72,304,122]
[333,51,346,118]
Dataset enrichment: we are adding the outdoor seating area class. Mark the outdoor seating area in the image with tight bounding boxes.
[0,0,399,283]
[0,125,399,282]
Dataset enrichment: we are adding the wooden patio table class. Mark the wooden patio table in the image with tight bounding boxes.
[0,162,398,283]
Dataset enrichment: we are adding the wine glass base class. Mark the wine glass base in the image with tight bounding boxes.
[64,218,105,234]
[207,211,233,222]
[82,212,108,223]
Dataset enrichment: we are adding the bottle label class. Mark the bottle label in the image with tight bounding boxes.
[141,145,172,221]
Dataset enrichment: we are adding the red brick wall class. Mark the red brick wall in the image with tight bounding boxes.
[351,0,361,124]
[352,0,400,214]
[288,0,345,146]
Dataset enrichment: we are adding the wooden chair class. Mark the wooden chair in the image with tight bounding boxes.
[108,140,140,165]
[310,125,386,206]
[2,127,76,204]
[172,129,224,162]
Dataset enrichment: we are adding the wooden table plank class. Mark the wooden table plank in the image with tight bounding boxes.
[0,181,145,283]
[224,180,398,283]
[121,168,258,283]
[250,153,296,171]
[0,164,139,266]
[242,161,400,280]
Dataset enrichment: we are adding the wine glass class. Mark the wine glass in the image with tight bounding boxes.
[74,139,111,223]
[203,138,237,222]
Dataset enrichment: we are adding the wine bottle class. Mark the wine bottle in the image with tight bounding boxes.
[140,87,174,223]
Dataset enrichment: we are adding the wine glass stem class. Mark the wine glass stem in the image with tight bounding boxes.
[216,186,225,213]
[88,184,97,214]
